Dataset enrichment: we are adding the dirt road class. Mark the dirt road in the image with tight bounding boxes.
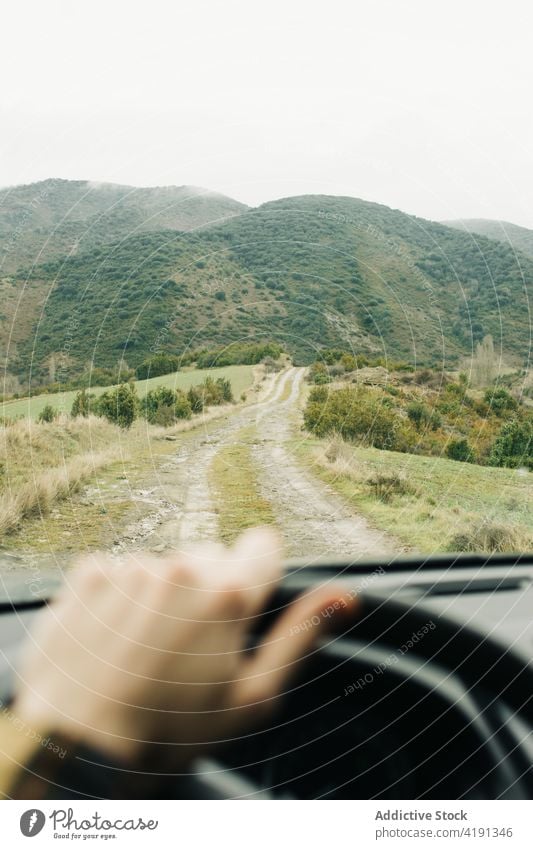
[115,367,397,560]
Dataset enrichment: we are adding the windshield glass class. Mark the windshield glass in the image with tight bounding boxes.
[0,24,531,578]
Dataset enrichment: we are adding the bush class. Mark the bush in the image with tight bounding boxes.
[406,401,440,431]
[489,418,533,469]
[136,353,181,380]
[446,438,474,462]
[263,356,283,373]
[187,385,204,413]
[304,385,414,452]
[195,342,283,368]
[187,377,234,413]
[97,383,138,428]
[449,521,531,553]
[484,388,518,415]
[151,404,176,426]
[308,362,331,384]
[174,390,192,419]
[141,386,176,424]
[71,389,96,418]
[366,473,417,502]
[140,386,193,425]
[37,404,58,423]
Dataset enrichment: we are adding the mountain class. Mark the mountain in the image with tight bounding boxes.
[444,218,533,260]
[2,191,532,387]
[0,178,247,274]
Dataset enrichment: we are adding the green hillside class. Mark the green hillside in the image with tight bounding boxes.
[0,178,247,274]
[4,193,533,387]
[444,218,533,260]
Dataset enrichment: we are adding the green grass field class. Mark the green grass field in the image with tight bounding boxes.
[0,365,255,421]
[295,436,533,553]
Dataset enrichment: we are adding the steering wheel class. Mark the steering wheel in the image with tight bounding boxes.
[1,577,532,799]
[207,584,533,799]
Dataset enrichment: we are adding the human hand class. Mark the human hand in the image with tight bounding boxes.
[13,528,356,764]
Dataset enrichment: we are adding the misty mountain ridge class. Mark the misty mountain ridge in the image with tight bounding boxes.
[0,180,531,388]
[0,178,247,273]
[444,218,533,260]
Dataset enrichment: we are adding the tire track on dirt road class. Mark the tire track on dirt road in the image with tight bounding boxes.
[253,369,397,559]
[121,367,398,560]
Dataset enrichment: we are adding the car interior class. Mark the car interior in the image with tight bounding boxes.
[2,553,532,800]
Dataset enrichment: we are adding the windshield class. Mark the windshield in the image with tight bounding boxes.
[0,29,531,578]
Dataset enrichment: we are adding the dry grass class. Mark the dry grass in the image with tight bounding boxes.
[449,521,532,553]
[0,415,122,536]
[0,391,252,542]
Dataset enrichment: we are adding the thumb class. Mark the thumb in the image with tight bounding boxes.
[231,586,358,717]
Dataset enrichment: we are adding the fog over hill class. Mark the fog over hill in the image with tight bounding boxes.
[444,218,533,261]
[0,178,247,273]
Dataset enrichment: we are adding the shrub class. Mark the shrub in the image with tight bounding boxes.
[449,521,531,553]
[446,438,474,462]
[263,356,283,373]
[484,388,518,415]
[151,404,176,426]
[489,418,533,469]
[304,385,413,452]
[217,377,233,403]
[136,353,181,380]
[37,404,58,423]
[140,386,193,425]
[308,362,331,384]
[97,383,138,428]
[141,386,177,424]
[187,385,204,413]
[195,342,283,368]
[340,353,357,371]
[366,473,417,502]
[174,390,192,419]
[406,401,440,431]
[71,389,96,418]
[202,377,221,406]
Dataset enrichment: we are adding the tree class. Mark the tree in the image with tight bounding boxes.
[489,419,533,469]
[71,388,93,417]
[97,383,138,428]
[471,335,497,388]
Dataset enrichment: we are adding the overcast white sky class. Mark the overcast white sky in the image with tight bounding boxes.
[2,0,533,226]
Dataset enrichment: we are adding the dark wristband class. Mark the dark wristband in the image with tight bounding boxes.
[9,733,167,799]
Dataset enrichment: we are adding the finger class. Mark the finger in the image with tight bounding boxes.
[232,585,359,712]
[225,526,283,617]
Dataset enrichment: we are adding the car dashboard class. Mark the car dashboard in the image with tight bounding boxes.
[1,553,532,799]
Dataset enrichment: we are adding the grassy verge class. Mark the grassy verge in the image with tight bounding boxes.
[0,415,122,539]
[0,395,248,553]
[210,425,275,543]
[294,435,533,553]
[1,365,255,421]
